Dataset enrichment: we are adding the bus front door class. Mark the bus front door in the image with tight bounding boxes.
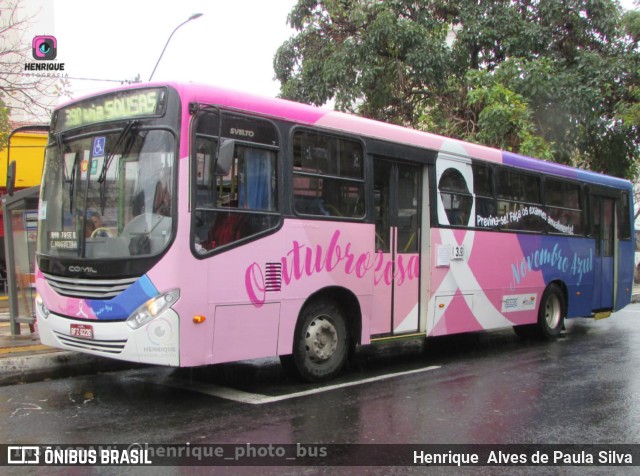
[371,159,421,336]
[592,195,616,311]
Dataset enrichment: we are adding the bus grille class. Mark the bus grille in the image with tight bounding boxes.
[43,273,138,300]
[54,331,127,354]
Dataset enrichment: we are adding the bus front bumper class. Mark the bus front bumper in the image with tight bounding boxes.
[37,309,180,367]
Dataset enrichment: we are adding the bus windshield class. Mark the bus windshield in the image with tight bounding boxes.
[38,127,176,260]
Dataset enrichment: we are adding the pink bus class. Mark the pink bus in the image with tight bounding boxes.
[35,83,634,381]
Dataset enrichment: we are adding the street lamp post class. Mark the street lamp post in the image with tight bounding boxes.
[148,13,203,81]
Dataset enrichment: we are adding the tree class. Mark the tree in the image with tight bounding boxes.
[274,0,640,179]
[0,0,71,147]
[0,99,9,150]
[275,0,452,123]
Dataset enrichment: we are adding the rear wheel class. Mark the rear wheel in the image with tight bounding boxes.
[538,284,565,339]
[283,300,349,382]
[514,284,565,340]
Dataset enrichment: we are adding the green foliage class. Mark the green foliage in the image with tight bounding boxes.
[275,0,640,179]
[0,99,10,152]
[622,9,640,46]
[275,0,451,123]
[466,70,554,160]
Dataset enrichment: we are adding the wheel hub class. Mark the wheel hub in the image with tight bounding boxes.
[305,316,338,363]
[545,294,561,329]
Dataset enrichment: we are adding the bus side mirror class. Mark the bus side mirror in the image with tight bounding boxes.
[6,160,16,197]
[215,139,234,176]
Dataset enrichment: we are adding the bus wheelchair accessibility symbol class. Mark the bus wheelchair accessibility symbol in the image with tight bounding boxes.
[92,137,105,157]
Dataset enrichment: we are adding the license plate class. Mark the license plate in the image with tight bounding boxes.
[70,323,94,339]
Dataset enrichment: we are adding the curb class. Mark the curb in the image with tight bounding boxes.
[0,351,143,386]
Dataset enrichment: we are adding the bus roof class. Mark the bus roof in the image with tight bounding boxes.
[58,81,632,192]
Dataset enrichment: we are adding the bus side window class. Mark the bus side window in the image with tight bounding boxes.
[473,163,496,227]
[292,131,365,218]
[193,142,279,254]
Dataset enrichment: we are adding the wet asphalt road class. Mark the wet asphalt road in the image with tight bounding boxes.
[3,304,640,474]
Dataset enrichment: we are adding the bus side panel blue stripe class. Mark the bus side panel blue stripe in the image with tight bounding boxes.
[502,151,632,190]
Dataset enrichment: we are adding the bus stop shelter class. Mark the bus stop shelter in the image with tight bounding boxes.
[2,186,39,335]
[1,125,48,336]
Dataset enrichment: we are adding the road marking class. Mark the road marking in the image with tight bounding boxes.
[145,365,441,404]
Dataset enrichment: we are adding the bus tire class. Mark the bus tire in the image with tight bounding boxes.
[536,283,565,340]
[288,299,349,382]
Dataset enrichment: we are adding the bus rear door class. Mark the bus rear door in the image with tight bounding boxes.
[371,159,422,336]
[591,194,616,311]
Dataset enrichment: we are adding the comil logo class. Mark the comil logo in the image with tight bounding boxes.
[32,35,57,60]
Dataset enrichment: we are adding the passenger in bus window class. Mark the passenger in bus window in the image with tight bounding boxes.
[153,180,171,216]
[206,212,248,249]
[89,212,109,237]
[132,190,145,216]
[84,218,95,238]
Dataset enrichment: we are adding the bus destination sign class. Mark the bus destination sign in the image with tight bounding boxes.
[54,88,166,132]
[49,230,78,250]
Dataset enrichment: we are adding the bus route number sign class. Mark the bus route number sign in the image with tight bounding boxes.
[451,245,464,260]
[55,88,165,132]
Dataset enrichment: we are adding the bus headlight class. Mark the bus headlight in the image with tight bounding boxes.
[126,289,180,329]
[35,293,50,319]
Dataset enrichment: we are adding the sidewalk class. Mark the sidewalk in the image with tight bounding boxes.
[2,286,640,387]
[0,296,141,386]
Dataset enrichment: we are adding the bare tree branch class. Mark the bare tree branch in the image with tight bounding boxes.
[0,0,72,129]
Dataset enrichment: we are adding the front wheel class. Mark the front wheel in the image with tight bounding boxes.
[285,300,349,382]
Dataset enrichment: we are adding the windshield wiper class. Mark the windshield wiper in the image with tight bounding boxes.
[97,120,139,213]
[54,133,67,180]
[97,120,139,184]
[69,154,79,214]
[52,132,77,214]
